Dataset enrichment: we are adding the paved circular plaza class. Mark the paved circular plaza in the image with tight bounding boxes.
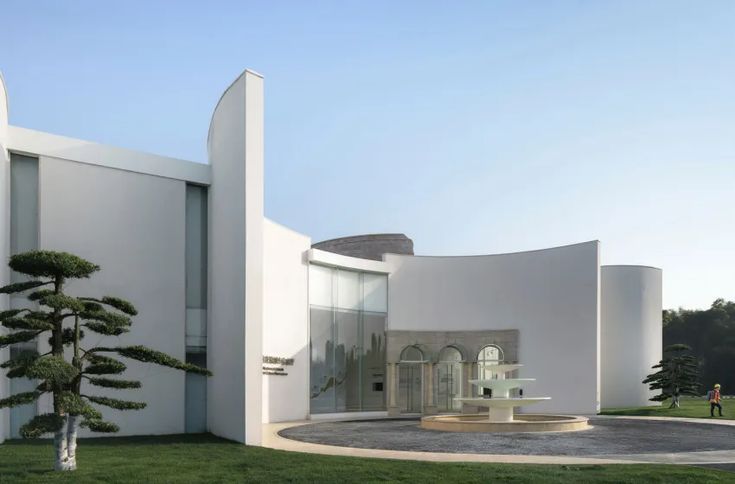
[279,417,735,457]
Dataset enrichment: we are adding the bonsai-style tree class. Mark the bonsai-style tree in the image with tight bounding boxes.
[642,343,700,408]
[0,250,211,471]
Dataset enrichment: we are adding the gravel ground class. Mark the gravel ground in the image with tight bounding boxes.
[279,417,735,456]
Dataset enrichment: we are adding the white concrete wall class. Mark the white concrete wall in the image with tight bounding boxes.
[600,265,662,408]
[262,219,310,423]
[385,241,602,414]
[207,70,264,444]
[0,72,10,443]
[38,157,188,436]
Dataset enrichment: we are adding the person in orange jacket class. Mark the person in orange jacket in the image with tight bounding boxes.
[707,383,723,417]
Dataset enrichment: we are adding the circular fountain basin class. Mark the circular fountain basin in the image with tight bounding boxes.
[421,413,589,433]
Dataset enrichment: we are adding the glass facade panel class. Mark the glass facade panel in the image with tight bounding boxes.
[362,312,386,410]
[309,265,387,414]
[363,273,388,312]
[309,307,335,413]
[308,264,333,307]
[335,310,360,411]
[336,270,361,310]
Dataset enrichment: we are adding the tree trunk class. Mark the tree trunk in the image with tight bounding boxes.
[66,415,81,471]
[53,415,71,471]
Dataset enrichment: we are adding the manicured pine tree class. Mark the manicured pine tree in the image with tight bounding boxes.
[642,343,700,408]
[0,250,211,471]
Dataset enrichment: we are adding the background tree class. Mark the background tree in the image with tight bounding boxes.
[0,250,210,471]
[643,343,700,408]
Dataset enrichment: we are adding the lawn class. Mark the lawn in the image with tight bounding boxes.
[601,396,733,419]
[0,434,734,483]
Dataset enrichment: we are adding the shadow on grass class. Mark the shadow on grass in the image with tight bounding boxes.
[3,432,237,447]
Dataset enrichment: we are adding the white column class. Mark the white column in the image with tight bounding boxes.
[208,70,265,445]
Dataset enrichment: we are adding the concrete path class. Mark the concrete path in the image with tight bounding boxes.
[263,415,735,466]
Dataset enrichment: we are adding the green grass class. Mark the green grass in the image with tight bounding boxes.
[601,396,733,419]
[0,433,733,483]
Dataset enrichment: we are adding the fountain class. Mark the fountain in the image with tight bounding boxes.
[420,363,589,432]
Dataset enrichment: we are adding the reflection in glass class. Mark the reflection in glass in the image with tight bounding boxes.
[309,266,387,414]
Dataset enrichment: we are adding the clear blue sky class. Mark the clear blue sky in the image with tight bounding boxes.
[2,1,733,309]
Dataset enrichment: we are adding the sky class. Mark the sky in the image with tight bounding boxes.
[2,1,733,309]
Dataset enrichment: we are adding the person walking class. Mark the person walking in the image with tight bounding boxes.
[707,384,723,417]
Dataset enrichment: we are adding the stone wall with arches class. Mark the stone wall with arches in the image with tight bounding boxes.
[385,330,518,415]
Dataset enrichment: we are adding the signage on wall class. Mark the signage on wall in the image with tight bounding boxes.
[262,355,294,376]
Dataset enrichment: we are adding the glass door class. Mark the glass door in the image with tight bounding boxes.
[398,364,422,413]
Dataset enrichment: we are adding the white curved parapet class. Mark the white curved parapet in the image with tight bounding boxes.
[600,265,662,409]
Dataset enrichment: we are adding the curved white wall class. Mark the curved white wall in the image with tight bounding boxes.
[600,265,662,408]
[0,73,9,443]
[385,241,601,414]
[262,219,310,423]
[207,70,264,444]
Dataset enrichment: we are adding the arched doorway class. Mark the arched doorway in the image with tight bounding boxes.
[476,344,504,396]
[436,346,463,412]
[398,345,424,413]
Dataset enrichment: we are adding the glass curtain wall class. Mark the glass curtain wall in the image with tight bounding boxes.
[309,265,387,414]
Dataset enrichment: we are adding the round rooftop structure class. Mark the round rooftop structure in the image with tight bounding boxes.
[312,233,414,261]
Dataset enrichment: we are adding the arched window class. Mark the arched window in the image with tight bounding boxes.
[478,345,503,366]
[477,345,504,393]
[398,346,423,413]
[400,345,424,362]
[438,346,462,363]
[436,346,463,412]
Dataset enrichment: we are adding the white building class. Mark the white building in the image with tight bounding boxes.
[0,70,662,445]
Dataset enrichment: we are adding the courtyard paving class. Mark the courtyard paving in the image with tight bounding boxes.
[265,416,735,465]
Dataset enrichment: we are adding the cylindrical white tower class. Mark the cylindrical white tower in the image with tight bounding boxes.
[600,265,662,408]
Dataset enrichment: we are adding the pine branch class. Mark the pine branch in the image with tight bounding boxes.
[38,293,85,312]
[0,391,41,408]
[0,280,49,294]
[0,308,30,320]
[25,356,79,384]
[82,419,119,433]
[2,317,53,331]
[85,395,146,410]
[0,330,40,348]
[57,392,102,419]
[1,349,40,378]
[46,327,85,347]
[27,289,54,301]
[83,321,129,336]
[9,250,99,279]
[80,296,138,316]
[95,345,211,376]
[83,354,127,375]
[86,377,141,389]
[20,413,66,438]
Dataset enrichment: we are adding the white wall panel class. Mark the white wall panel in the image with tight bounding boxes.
[601,265,662,408]
[39,157,187,437]
[262,219,310,422]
